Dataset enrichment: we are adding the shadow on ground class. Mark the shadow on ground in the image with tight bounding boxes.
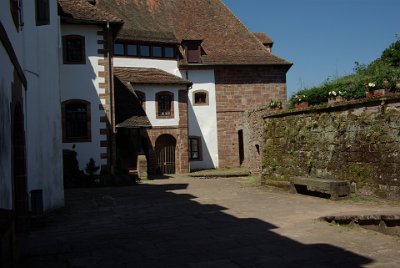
[18,182,372,268]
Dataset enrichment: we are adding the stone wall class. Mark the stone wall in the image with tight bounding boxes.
[245,96,400,199]
[214,66,287,168]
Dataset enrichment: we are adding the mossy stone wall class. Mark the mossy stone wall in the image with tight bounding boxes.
[245,97,400,199]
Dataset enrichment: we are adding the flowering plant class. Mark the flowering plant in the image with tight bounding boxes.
[292,94,307,104]
[364,82,376,91]
[269,100,283,109]
[328,90,346,97]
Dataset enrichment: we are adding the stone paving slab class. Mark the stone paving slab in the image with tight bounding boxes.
[17,175,400,268]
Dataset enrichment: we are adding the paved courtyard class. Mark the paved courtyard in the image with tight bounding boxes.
[18,176,400,267]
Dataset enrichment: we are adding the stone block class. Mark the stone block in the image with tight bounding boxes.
[290,176,351,199]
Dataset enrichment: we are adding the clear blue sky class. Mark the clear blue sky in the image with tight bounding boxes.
[224,0,400,97]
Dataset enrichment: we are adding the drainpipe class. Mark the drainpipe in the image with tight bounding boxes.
[106,21,116,173]
[186,70,191,172]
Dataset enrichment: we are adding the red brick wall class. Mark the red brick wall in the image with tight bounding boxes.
[214,66,287,168]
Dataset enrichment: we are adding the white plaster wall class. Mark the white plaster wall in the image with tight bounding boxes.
[1,1,64,211]
[113,58,181,77]
[22,0,65,211]
[134,85,182,127]
[0,46,14,210]
[186,70,219,170]
[60,24,107,171]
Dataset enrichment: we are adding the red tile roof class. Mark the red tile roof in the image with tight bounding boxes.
[116,116,151,128]
[114,67,192,85]
[58,0,123,24]
[96,0,291,66]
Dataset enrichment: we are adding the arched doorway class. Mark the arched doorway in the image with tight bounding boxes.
[155,134,176,174]
[12,103,29,232]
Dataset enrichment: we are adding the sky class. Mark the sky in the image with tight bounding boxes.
[224,0,400,97]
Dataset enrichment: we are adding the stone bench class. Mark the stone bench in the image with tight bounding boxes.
[289,176,350,199]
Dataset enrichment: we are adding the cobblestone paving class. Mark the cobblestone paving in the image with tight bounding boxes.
[18,176,400,268]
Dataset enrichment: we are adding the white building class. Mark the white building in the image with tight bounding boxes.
[58,0,291,176]
[0,0,64,232]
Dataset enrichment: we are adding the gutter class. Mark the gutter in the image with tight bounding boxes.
[106,20,116,172]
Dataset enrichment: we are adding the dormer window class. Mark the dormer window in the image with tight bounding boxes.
[183,40,202,64]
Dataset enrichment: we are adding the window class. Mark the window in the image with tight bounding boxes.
[184,40,202,63]
[193,90,208,106]
[114,43,124,56]
[62,100,91,142]
[63,35,86,64]
[127,44,137,56]
[152,46,162,57]
[189,137,202,161]
[140,45,150,57]
[10,0,22,30]
[36,0,50,26]
[164,47,175,58]
[112,41,176,59]
[156,91,174,118]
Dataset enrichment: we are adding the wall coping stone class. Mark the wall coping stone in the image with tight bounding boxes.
[262,93,400,119]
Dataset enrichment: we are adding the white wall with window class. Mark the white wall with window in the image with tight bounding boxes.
[60,24,107,171]
[132,85,181,127]
[186,70,219,170]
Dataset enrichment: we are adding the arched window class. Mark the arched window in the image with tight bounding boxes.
[156,91,174,118]
[62,100,91,142]
[62,35,86,64]
[193,90,209,106]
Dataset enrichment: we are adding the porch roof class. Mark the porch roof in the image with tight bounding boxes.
[116,116,151,129]
[114,67,192,86]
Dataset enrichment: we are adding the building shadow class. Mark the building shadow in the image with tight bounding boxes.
[18,183,373,268]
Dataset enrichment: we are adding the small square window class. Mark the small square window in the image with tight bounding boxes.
[127,44,138,56]
[114,43,125,56]
[165,47,175,58]
[140,45,150,57]
[193,91,209,106]
[152,46,162,57]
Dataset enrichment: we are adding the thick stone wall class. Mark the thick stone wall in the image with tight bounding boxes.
[214,66,287,168]
[245,96,400,199]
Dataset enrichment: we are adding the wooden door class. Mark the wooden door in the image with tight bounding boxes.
[155,135,176,174]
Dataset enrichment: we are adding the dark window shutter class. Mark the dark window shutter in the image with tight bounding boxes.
[187,47,200,63]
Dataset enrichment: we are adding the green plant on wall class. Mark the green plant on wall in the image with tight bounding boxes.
[306,158,313,176]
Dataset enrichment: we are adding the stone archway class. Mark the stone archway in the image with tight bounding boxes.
[155,134,176,174]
